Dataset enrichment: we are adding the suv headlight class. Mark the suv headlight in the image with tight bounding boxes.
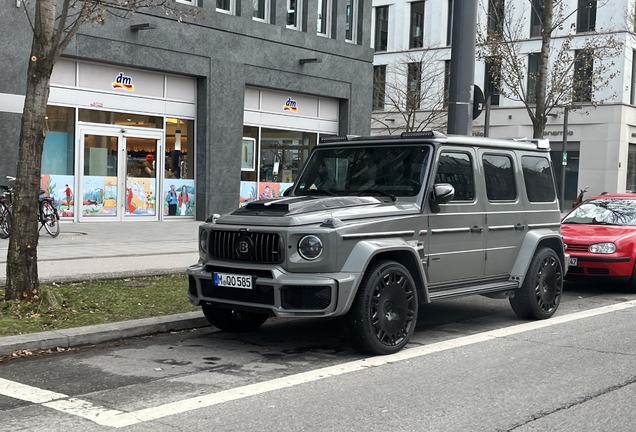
[298,235,323,260]
[589,242,616,254]
[199,231,208,253]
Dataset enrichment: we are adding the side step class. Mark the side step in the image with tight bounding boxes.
[428,281,519,301]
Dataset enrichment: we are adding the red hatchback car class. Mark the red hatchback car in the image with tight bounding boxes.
[561,194,636,291]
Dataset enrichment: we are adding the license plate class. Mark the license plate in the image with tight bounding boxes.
[213,272,253,289]
[569,257,578,266]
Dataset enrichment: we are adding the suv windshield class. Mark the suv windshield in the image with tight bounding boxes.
[295,144,431,198]
[562,198,636,226]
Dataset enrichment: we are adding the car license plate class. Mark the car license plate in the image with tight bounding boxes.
[213,272,253,289]
[569,257,578,266]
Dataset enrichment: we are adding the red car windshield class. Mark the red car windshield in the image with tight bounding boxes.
[562,198,636,226]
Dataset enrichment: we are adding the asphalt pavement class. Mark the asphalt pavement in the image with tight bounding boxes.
[0,219,209,356]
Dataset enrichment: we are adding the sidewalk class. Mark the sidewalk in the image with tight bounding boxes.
[0,219,210,356]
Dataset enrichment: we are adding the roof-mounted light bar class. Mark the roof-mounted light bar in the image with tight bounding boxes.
[400,130,447,139]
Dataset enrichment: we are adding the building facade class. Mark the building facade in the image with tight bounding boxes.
[0,0,373,222]
[371,0,636,206]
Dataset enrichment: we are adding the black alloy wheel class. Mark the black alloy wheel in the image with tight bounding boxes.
[510,247,563,320]
[346,260,418,355]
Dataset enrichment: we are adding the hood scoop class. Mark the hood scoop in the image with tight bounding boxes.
[231,196,380,216]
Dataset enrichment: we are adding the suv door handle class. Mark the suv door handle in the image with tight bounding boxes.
[514,223,525,231]
[470,226,483,233]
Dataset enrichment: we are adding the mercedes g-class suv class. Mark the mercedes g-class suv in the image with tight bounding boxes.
[187,131,567,355]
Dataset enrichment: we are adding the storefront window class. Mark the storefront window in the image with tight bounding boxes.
[42,105,75,218]
[78,109,163,129]
[239,126,315,206]
[164,118,195,216]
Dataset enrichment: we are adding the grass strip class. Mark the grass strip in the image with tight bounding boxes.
[0,273,198,337]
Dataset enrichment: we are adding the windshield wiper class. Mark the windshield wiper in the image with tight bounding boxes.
[354,189,397,202]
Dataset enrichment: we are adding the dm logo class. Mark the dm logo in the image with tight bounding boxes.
[112,72,134,91]
[283,97,298,113]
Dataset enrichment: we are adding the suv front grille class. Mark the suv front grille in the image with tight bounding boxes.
[208,230,283,264]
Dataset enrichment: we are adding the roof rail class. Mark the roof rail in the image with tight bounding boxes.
[512,137,551,149]
[400,130,447,139]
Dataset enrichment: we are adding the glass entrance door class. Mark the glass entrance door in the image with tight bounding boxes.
[124,136,159,219]
[78,126,163,221]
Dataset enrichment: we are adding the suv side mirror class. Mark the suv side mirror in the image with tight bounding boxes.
[429,183,455,213]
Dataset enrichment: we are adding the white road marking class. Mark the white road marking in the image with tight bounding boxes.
[0,377,67,403]
[1,299,635,428]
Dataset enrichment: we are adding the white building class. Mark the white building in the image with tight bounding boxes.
[370,0,636,205]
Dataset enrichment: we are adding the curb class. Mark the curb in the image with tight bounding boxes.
[0,311,210,357]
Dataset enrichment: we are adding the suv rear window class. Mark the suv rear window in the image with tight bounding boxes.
[483,154,516,201]
[521,155,556,202]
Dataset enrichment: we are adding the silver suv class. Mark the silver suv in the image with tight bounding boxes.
[187,131,567,355]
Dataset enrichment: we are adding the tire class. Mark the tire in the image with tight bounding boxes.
[201,305,268,333]
[626,263,636,294]
[0,203,10,239]
[40,200,60,238]
[510,247,563,320]
[345,260,418,355]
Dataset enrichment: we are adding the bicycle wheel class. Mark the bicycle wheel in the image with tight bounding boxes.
[0,202,10,239]
[40,200,60,238]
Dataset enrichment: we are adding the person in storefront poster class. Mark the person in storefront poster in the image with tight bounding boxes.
[178,185,189,215]
[64,184,73,209]
[166,184,178,216]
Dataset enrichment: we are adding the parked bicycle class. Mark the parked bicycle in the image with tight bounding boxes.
[0,176,60,238]
[38,189,60,237]
[0,176,15,239]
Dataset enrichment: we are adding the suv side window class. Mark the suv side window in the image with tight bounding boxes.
[435,152,475,201]
[521,155,556,202]
[483,154,516,201]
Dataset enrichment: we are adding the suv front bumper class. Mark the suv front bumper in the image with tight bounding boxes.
[186,263,361,317]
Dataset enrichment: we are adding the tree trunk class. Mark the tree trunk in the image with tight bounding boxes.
[533,0,553,139]
[5,0,57,301]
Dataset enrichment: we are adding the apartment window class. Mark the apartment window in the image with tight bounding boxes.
[373,65,386,110]
[317,0,332,36]
[253,0,270,22]
[444,60,451,107]
[374,6,389,52]
[346,0,358,42]
[410,2,425,49]
[527,53,540,104]
[573,49,593,103]
[287,0,302,29]
[488,0,504,38]
[484,58,500,106]
[446,0,454,46]
[530,0,543,37]
[577,0,596,32]
[407,62,422,110]
[217,0,235,14]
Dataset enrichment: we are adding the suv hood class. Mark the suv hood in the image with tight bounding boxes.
[217,196,419,227]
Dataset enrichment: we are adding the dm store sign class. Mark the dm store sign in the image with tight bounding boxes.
[283,97,298,113]
[112,72,134,92]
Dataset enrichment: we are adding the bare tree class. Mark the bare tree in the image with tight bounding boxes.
[372,50,448,135]
[6,0,196,302]
[477,0,623,138]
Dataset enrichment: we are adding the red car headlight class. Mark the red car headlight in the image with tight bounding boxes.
[589,242,616,254]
